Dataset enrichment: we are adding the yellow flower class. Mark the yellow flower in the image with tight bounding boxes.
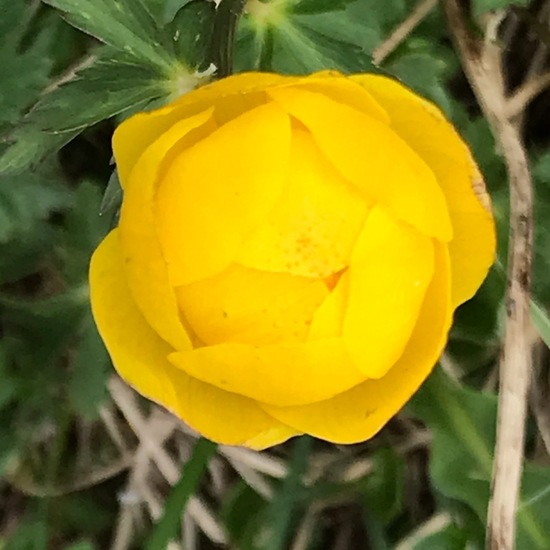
[89,71,495,449]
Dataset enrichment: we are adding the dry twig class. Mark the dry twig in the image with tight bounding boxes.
[108,377,228,545]
[507,71,550,118]
[372,0,437,65]
[442,2,535,549]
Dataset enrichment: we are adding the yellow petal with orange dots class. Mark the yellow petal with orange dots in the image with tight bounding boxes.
[307,271,349,341]
[269,87,452,242]
[237,128,369,278]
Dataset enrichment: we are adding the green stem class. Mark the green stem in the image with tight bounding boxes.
[420,367,546,547]
[267,436,312,550]
[209,0,246,78]
[145,438,217,550]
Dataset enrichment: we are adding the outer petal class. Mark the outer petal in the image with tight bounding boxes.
[155,102,291,286]
[268,87,452,242]
[168,338,366,407]
[118,109,215,351]
[352,74,496,307]
[262,243,452,444]
[237,128,369,278]
[344,206,434,378]
[296,76,389,124]
[89,229,297,448]
[175,263,328,346]
[112,73,292,185]
[113,71,368,183]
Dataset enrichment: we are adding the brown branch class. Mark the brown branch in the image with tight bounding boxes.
[372,0,438,65]
[507,71,550,118]
[442,2,534,549]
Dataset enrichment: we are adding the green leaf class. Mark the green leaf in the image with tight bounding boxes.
[0,51,167,175]
[0,128,79,176]
[0,0,63,129]
[236,1,378,73]
[0,168,70,282]
[270,21,374,73]
[293,11,381,54]
[0,346,17,411]
[387,52,454,115]
[362,448,404,524]
[3,518,48,550]
[99,170,123,218]
[145,439,217,549]
[264,436,312,550]
[532,300,550,349]
[410,367,550,549]
[0,173,70,243]
[42,0,174,71]
[165,0,198,23]
[472,0,530,19]
[68,313,109,419]
[28,54,166,133]
[61,181,111,285]
[63,543,95,550]
[289,0,356,14]
[220,481,267,549]
[140,0,167,24]
[0,287,89,355]
[0,223,56,283]
[169,0,216,68]
[395,517,467,550]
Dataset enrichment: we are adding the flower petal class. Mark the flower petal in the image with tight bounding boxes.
[262,243,452,443]
[352,74,496,307]
[296,75,389,123]
[113,72,344,187]
[344,206,434,378]
[155,102,291,286]
[118,109,215,350]
[237,128,369,278]
[169,337,366,407]
[308,271,349,340]
[112,74,290,186]
[176,263,328,346]
[113,71,357,184]
[89,229,297,448]
[269,87,452,241]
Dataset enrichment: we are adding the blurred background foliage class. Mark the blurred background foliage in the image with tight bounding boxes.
[1,0,550,548]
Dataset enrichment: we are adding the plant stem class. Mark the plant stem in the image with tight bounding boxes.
[442,2,534,549]
[209,0,246,78]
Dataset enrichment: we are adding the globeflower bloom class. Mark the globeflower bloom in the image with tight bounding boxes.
[89,71,495,449]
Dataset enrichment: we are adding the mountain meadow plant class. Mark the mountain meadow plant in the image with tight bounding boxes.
[1,0,550,549]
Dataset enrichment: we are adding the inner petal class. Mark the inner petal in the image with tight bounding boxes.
[268,87,452,242]
[343,206,435,378]
[155,101,292,287]
[237,127,369,278]
[175,263,329,347]
[308,270,349,341]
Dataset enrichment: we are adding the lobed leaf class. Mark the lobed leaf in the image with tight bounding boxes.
[42,0,173,71]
